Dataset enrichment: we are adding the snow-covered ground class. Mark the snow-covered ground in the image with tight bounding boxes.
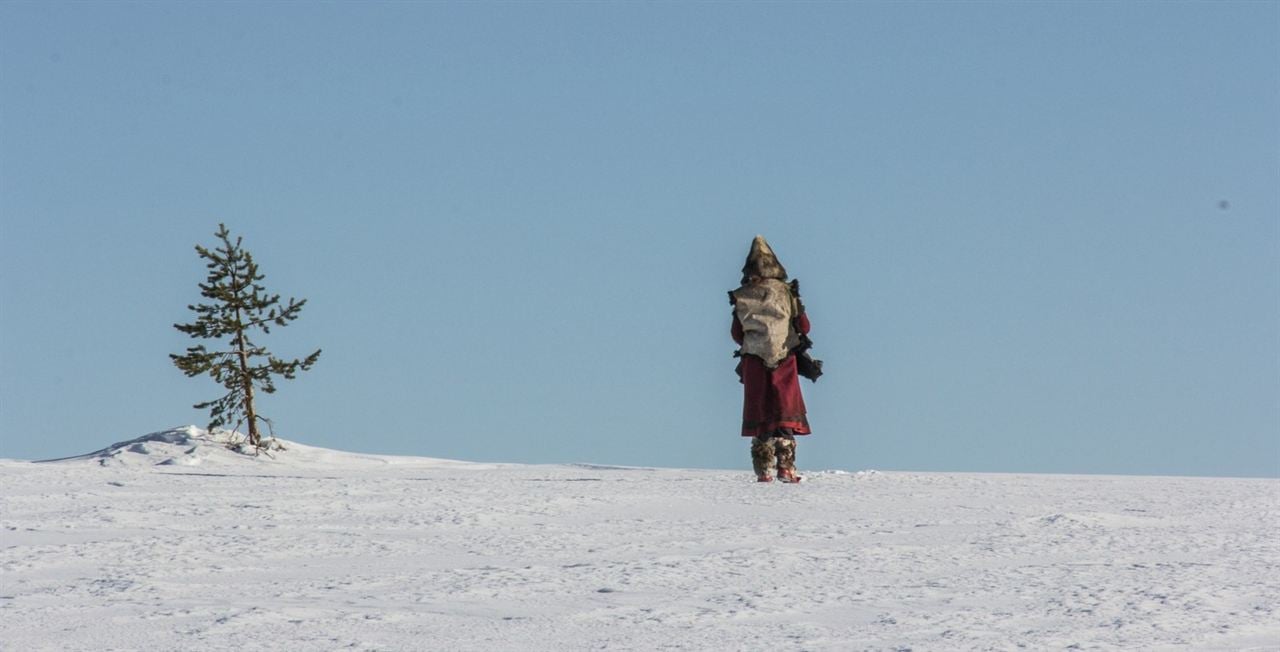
[2,427,1277,651]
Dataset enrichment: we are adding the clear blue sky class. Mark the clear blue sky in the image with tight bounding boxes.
[2,2,1276,477]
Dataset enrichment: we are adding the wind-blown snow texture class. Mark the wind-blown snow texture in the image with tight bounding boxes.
[2,428,1277,651]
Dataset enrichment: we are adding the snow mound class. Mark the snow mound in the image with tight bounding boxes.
[37,426,231,468]
[37,426,499,473]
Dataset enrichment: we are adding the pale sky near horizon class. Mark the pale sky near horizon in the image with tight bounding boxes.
[2,2,1277,477]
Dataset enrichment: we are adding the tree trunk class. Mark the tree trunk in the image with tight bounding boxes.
[220,249,262,450]
[236,330,259,448]
[231,289,259,448]
[243,370,259,447]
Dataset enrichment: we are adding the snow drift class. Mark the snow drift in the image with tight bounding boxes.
[36,426,502,472]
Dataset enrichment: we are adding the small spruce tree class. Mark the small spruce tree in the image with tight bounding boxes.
[171,224,321,450]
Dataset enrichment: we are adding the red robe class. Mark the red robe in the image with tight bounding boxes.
[732,312,811,437]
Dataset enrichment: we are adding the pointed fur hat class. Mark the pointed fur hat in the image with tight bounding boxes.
[740,235,788,284]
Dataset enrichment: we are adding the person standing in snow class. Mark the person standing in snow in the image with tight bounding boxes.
[729,235,815,483]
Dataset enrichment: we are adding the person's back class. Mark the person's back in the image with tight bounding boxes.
[732,277,801,368]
